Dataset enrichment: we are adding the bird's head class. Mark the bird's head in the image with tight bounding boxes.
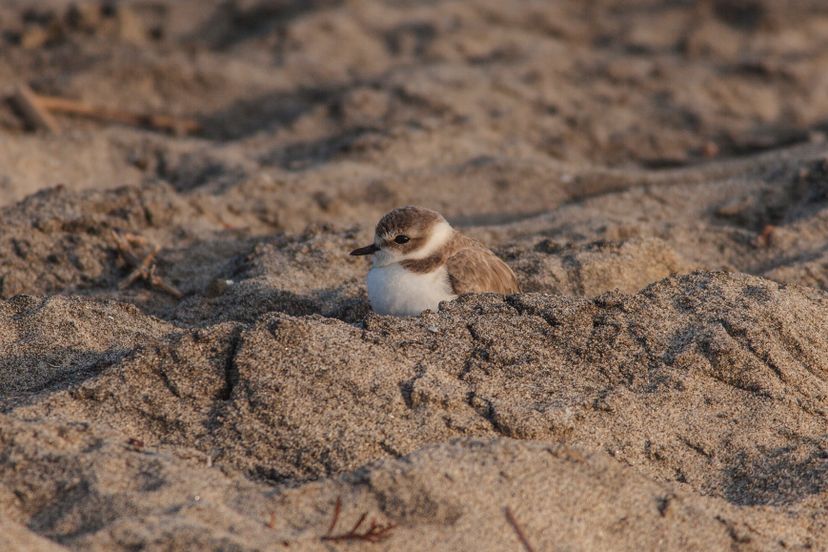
[350,206,453,267]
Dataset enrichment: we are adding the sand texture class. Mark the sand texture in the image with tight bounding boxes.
[1,0,828,550]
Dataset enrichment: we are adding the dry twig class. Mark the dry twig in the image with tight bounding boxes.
[9,84,200,135]
[326,496,342,536]
[119,244,159,290]
[10,85,60,132]
[755,224,776,248]
[36,93,200,134]
[148,265,184,299]
[112,231,182,299]
[321,496,396,544]
[504,506,536,552]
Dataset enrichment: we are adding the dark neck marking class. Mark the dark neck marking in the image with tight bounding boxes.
[400,255,444,273]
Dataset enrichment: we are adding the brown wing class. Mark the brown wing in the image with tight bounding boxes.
[445,247,520,295]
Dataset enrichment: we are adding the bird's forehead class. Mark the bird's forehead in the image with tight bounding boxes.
[376,207,442,236]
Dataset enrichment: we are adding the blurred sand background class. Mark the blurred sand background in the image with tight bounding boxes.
[1,0,828,549]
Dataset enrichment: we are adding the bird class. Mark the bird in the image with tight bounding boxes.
[350,206,519,316]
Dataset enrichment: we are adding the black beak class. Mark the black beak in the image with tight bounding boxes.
[350,243,379,256]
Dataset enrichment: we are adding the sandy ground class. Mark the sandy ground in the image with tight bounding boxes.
[1,0,828,550]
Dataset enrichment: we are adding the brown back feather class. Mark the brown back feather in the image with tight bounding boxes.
[444,234,519,294]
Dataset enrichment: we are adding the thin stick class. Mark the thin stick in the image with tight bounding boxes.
[111,231,142,266]
[35,93,200,134]
[504,507,536,552]
[148,265,183,299]
[347,512,368,534]
[119,245,159,290]
[111,231,182,299]
[10,85,60,132]
[325,497,342,536]
[755,224,775,248]
[8,86,199,135]
[121,232,149,246]
[320,498,396,544]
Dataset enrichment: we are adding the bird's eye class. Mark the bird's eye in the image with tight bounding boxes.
[394,235,410,244]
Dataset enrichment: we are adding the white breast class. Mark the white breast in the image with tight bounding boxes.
[366,264,456,316]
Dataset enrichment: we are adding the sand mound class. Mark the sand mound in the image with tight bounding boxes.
[2,272,827,549]
[0,417,820,550]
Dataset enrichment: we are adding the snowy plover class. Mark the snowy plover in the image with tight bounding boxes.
[350,206,519,316]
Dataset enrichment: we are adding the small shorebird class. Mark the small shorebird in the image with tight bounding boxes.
[350,206,519,316]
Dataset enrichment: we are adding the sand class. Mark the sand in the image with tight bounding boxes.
[1,0,828,550]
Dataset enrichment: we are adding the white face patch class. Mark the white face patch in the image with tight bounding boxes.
[370,241,398,267]
[370,220,453,268]
[403,220,453,260]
